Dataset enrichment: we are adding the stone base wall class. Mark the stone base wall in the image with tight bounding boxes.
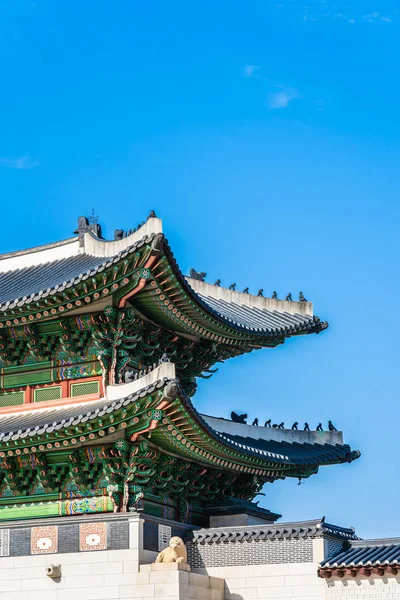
[0,548,139,600]
[326,574,400,599]
[195,562,326,600]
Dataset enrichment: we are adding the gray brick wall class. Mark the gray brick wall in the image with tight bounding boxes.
[324,536,345,560]
[143,520,190,552]
[187,537,313,568]
[10,528,31,557]
[59,524,79,554]
[108,520,129,551]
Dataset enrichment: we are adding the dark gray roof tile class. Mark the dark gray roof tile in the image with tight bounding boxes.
[321,539,400,568]
[188,519,357,544]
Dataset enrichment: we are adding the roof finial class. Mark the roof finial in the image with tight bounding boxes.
[74,216,90,236]
[74,214,102,243]
[89,208,99,225]
[147,210,157,220]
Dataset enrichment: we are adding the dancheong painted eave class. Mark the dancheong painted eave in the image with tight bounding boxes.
[0,213,327,348]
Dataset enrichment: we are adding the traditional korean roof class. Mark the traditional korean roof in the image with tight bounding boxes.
[319,538,400,578]
[188,518,358,544]
[0,215,327,351]
[0,362,360,483]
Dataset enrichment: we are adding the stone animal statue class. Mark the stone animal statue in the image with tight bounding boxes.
[243,287,249,294]
[272,291,278,299]
[285,293,292,301]
[304,422,310,431]
[291,422,298,430]
[299,291,307,302]
[214,279,221,286]
[155,536,187,564]
[328,420,337,432]
[252,418,259,426]
[229,283,236,291]
[257,289,263,297]
[231,411,247,424]
[189,268,206,282]
[317,423,323,431]
[264,419,272,427]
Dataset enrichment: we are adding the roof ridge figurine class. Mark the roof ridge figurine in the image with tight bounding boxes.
[189,268,206,281]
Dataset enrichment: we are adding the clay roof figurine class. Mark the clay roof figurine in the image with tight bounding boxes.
[231,411,247,424]
[189,268,206,282]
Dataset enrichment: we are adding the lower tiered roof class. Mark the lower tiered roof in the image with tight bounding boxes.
[0,362,360,484]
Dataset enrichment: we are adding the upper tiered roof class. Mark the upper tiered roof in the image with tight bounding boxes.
[0,213,327,348]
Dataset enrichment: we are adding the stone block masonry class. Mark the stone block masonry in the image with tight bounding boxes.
[325,574,400,599]
[0,548,140,600]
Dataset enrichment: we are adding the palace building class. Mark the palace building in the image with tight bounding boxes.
[0,212,397,600]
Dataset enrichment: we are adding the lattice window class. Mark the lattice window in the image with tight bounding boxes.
[0,390,25,407]
[0,529,10,557]
[158,524,171,551]
[33,386,62,403]
[70,381,100,397]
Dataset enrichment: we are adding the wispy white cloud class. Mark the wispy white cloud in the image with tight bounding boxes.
[267,88,300,110]
[243,65,262,78]
[0,155,39,170]
[363,12,391,23]
[279,2,396,25]
[243,65,301,110]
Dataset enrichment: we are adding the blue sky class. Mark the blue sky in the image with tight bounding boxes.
[1,0,399,538]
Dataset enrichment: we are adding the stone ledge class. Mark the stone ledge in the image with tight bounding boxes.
[140,562,191,572]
